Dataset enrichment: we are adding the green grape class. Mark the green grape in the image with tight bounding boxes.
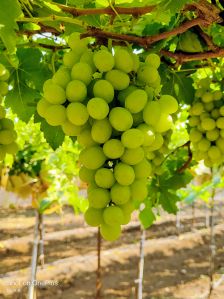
[221,129,224,138]
[121,129,144,149]
[71,62,93,85]
[211,108,220,119]
[197,138,211,152]
[216,117,224,129]
[93,49,114,72]
[0,118,14,130]
[91,118,112,143]
[79,166,96,184]
[206,129,219,141]
[105,70,130,91]
[148,76,161,90]
[190,102,204,115]
[219,106,224,116]
[66,80,87,102]
[189,128,202,143]
[103,206,124,225]
[133,158,152,179]
[110,183,130,205]
[143,101,161,126]
[79,145,106,169]
[202,92,213,103]
[84,207,104,227]
[118,85,137,106]
[114,162,135,186]
[121,147,145,165]
[0,145,6,160]
[145,133,164,151]
[109,107,133,131]
[68,33,88,52]
[178,31,203,53]
[80,49,97,72]
[0,106,6,119]
[188,116,200,127]
[130,179,148,201]
[195,88,205,98]
[52,67,70,88]
[95,168,115,188]
[87,98,109,120]
[100,223,121,241]
[66,102,89,126]
[125,89,147,113]
[63,50,81,68]
[45,105,66,126]
[199,78,211,89]
[0,82,8,95]
[158,95,178,114]
[208,146,222,160]
[0,130,16,145]
[77,128,96,147]
[137,65,159,85]
[200,112,210,120]
[145,53,160,69]
[43,82,66,104]
[132,53,140,72]
[4,142,19,155]
[114,48,134,73]
[120,210,131,225]
[103,139,124,159]
[155,114,173,133]
[132,112,144,126]
[0,64,6,77]
[201,118,216,131]
[93,80,114,103]
[0,69,9,81]
[37,98,52,118]
[213,90,222,101]
[88,188,110,208]
[62,121,83,136]
[204,158,213,168]
[204,102,214,112]
[216,137,224,152]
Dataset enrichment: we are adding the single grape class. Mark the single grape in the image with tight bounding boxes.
[188,116,200,127]
[79,167,96,184]
[109,107,133,131]
[158,95,178,114]
[125,89,148,113]
[208,146,222,160]
[45,105,66,126]
[100,223,121,241]
[201,92,213,103]
[118,85,137,106]
[114,162,135,186]
[43,82,66,105]
[0,118,14,130]
[197,138,211,152]
[62,121,83,136]
[201,118,216,131]
[84,207,104,227]
[204,102,214,112]
[138,124,155,146]
[213,90,222,101]
[63,50,81,68]
[105,69,130,91]
[143,101,161,126]
[121,129,144,149]
[79,145,106,169]
[77,128,97,147]
[145,53,160,69]
[66,80,87,102]
[66,102,89,126]
[52,67,70,88]
[68,33,89,53]
[130,179,148,201]
[145,133,164,151]
[110,183,131,205]
[219,106,224,116]
[189,102,204,115]
[91,118,112,144]
[189,128,202,143]
[133,158,152,179]
[0,130,16,145]
[121,147,145,165]
[0,82,8,95]
[71,62,93,85]
[95,168,115,188]
[37,98,52,118]
[87,97,109,120]
[103,206,124,225]
[103,139,125,159]
[216,117,224,129]
[114,48,134,73]
[93,50,114,72]
[4,142,19,155]
[93,80,114,103]
[88,188,110,208]
[137,65,159,85]
[155,114,173,133]
[132,53,140,72]
[206,129,219,141]
[0,64,6,77]
[216,137,224,153]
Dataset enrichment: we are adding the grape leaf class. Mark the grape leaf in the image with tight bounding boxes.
[139,207,156,229]
[40,119,65,150]
[159,191,179,214]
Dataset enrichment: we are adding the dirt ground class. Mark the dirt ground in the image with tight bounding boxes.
[0,204,224,299]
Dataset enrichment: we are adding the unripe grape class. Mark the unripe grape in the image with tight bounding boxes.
[130,179,148,201]
[52,67,70,88]
[80,49,97,72]
[103,139,124,159]
[216,117,224,129]
[0,64,6,77]
[197,138,211,152]
[143,101,161,126]
[114,48,134,73]
[93,80,114,103]
[79,167,96,184]
[195,88,205,98]
[0,130,16,145]
[110,183,131,205]
[118,85,137,106]
[121,129,144,149]
[0,69,9,81]
[84,207,104,227]
[208,146,222,160]
[93,50,114,72]
[105,70,130,91]
[211,108,220,119]
[219,106,224,116]
[63,50,81,68]
[190,102,204,116]
[146,133,164,151]
[94,168,115,189]
[114,162,135,186]
[201,92,213,103]
[68,33,88,53]
[91,118,112,144]
[188,116,200,127]
[145,53,160,69]
[155,114,173,133]
[138,124,155,146]
[0,82,8,95]
[109,107,133,131]
[204,102,214,112]
[125,89,147,113]
[37,98,52,118]
[206,129,219,141]
[66,80,87,102]
[199,78,211,89]
[158,95,178,114]
[79,145,106,170]
[189,128,202,143]
[66,102,89,126]
[213,90,222,101]
[121,147,145,165]
[77,128,96,147]
[200,112,210,120]
[100,223,121,241]
[103,206,124,225]
[137,65,159,85]
[62,121,83,136]
[71,62,93,85]
[4,142,19,155]
[133,158,152,179]
[87,98,109,120]
[88,188,110,208]
[45,105,66,126]
[201,118,216,131]
[43,82,66,104]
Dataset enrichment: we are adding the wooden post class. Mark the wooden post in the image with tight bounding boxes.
[136,228,145,299]
[96,227,102,299]
[38,213,45,268]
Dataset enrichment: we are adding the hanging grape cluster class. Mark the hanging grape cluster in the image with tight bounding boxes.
[0,64,18,160]
[189,78,224,168]
[37,33,179,241]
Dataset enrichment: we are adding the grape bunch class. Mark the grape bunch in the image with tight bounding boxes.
[37,33,178,241]
[189,78,224,167]
[0,63,18,160]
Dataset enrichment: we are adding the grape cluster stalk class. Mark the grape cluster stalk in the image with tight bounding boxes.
[37,33,179,241]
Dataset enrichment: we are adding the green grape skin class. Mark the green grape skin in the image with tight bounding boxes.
[109,107,133,131]
[103,139,125,159]
[0,118,14,130]
[103,206,124,225]
[206,129,219,141]
[121,147,144,165]
[79,145,106,170]
[200,112,210,121]
[63,50,81,68]
[87,98,109,120]
[118,85,137,106]
[0,130,16,145]
[110,183,131,205]
[93,80,114,103]
[4,142,19,155]
[77,128,96,147]
[84,207,104,227]
[43,82,66,105]
[0,82,8,95]
[189,102,204,116]
[201,118,216,131]
[158,95,178,114]
[132,53,140,72]
[114,162,135,186]
[216,117,224,129]
[188,116,200,127]
[145,53,161,69]
[137,65,159,85]
[133,158,152,179]
[155,114,173,133]
[219,106,224,116]
[0,145,6,160]
[0,69,9,81]
[143,101,161,126]
[0,106,6,119]
[216,137,224,153]
[114,48,134,73]
[62,121,83,136]
[125,89,148,113]
[37,98,52,118]
[95,168,115,188]
[213,90,222,101]
[68,33,88,52]
[208,146,222,160]
[130,179,148,202]
[93,50,114,72]
[132,112,144,127]
[201,92,213,103]
[145,133,164,151]
[71,62,93,85]
[204,102,214,112]
[100,223,121,241]
[91,118,112,144]
[145,86,154,101]
[66,102,89,126]
[105,70,130,91]
[79,167,96,184]
[66,80,87,102]
[88,188,110,208]
[0,64,6,77]
[221,129,224,138]
[189,128,202,143]
[45,105,67,126]
[121,129,144,149]
[80,49,97,72]
[197,138,211,152]
[211,108,220,119]
[195,88,205,98]
[52,67,70,88]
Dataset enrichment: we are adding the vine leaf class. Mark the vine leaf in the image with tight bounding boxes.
[159,191,179,214]
[40,119,65,150]
[139,207,156,229]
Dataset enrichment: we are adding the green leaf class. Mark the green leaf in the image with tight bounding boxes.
[0,0,22,52]
[40,119,65,150]
[139,207,156,229]
[159,191,179,214]
[163,172,193,190]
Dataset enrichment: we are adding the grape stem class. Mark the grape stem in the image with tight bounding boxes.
[177,141,192,174]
